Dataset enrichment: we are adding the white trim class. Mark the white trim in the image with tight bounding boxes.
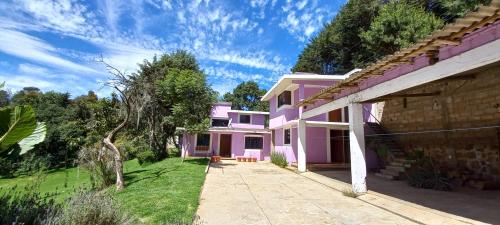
[217,133,221,155]
[283,127,291,146]
[305,121,349,130]
[302,39,500,119]
[261,69,361,101]
[194,133,212,154]
[228,110,269,115]
[244,134,264,151]
[326,129,331,163]
[238,113,252,124]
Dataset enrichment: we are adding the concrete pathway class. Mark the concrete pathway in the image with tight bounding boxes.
[196,161,417,225]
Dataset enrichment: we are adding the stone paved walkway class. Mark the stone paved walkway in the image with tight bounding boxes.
[196,161,417,225]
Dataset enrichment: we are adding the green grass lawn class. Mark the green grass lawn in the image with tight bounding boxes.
[0,157,209,224]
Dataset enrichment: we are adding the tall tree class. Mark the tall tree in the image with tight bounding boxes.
[292,0,382,73]
[360,0,444,59]
[222,81,269,111]
[98,58,132,191]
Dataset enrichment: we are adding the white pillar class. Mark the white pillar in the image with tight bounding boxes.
[348,103,367,194]
[297,119,307,172]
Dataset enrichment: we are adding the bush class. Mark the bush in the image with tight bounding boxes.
[15,153,51,176]
[168,147,181,157]
[0,182,59,225]
[406,150,453,191]
[78,146,116,189]
[0,157,16,178]
[44,190,132,225]
[137,149,156,166]
[270,151,288,168]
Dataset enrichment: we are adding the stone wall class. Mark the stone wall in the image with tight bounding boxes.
[380,65,500,179]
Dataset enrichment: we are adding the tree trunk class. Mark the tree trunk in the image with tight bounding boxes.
[103,96,130,191]
[103,136,125,190]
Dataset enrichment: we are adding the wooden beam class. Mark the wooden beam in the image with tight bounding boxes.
[434,39,461,46]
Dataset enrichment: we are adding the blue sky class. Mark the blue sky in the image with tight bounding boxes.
[0,0,344,97]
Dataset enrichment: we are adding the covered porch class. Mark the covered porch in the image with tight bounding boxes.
[297,3,500,195]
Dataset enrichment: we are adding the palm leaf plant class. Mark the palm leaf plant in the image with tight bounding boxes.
[0,105,46,155]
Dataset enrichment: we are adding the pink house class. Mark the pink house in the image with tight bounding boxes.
[261,71,376,169]
[181,102,271,160]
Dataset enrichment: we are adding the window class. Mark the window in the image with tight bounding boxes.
[212,119,229,127]
[245,136,263,149]
[196,133,210,151]
[284,128,291,145]
[278,91,292,108]
[239,114,251,124]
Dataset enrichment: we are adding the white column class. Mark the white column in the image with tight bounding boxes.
[348,103,367,194]
[297,119,307,172]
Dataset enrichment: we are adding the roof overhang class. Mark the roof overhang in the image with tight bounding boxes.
[261,70,360,101]
[227,110,269,115]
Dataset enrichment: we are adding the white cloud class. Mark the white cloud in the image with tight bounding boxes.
[278,0,334,42]
[0,28,99,74]
[205,51,286,72]
[18,63,50,75]
[296,0,308,10]
[16,0,98,36]
[0,74,56,90]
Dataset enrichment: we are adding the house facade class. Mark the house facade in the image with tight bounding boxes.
[181,102,271,160]
[261,72,377,170]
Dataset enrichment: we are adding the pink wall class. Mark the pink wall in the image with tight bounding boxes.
[272,126,328,164]
[269,87,329,129]
[228,112,266,129]
[181,132,271,160]
[211,103,231,118]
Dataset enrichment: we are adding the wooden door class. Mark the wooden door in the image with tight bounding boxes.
[330,130,344,163]
[219,134,232,157]
[328,109,342,122]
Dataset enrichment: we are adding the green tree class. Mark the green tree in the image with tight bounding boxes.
[156,68,216,133]
[222,81,269,111]
[360,1,444,59]
[129,50,204,158]
[293,0,382,73]
[436,0,491,20]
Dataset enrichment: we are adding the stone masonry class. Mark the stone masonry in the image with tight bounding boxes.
[380,65,500,180]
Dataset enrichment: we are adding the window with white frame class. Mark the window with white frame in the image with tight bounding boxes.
[245,136,263,149]
[284,128,291,145]
[239,114,251,124]
[277,90,292,108]
[196,133,210,151]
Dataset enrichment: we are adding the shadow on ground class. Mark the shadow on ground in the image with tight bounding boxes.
[315,169,500,224]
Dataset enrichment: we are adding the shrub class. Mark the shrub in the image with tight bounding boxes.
[270,151,288,168]
[44,190,133,225]
[15,153,51,176]
[78,146,116,189]
[137,149,156,166]
[0,157,16,178]
[168,147,181,157]
[406,150,453,191]
[0,182,59,225]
